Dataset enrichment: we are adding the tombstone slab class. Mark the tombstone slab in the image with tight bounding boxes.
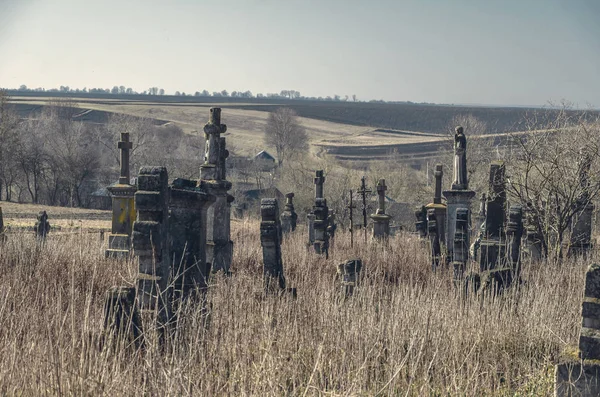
[260,198,287,293]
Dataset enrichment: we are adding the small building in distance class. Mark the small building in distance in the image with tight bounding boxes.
[254,150,277,171]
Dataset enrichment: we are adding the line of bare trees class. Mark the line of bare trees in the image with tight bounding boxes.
[0,92,202,207]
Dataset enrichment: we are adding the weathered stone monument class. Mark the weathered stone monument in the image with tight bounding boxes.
[425,164,447,244]
[312,170,329,257]
[200,108,234,274]
[34,211,50,240]
[452,208,470,283]
[505,205,524,277]
[280,192,297,233]
[524,201,543,261]
[102,286,142,349]
[169,178,215,302]
[479,162,507,271]
[307,213,316,246]
[133,166,171,330]
[555,263,600,396]
[327,209,337,242]
[105,132,137,258]
[415,205,428,238]
[569,151,594,256]
[337,259,363,298]
[427,208,441,270]
[443,126,476,261]
[371,179,392,239]
[260,198,287,293]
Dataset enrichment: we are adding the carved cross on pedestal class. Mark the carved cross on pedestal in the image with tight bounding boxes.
[118,132,133,185]
[376,179,387,215]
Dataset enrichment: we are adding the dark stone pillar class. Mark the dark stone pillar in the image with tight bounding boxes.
[260,198,286,293]
[280,192,297,233]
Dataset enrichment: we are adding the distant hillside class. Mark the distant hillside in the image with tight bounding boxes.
[7,90,588,135]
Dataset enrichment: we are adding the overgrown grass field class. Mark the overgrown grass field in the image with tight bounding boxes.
[0,218,586,395]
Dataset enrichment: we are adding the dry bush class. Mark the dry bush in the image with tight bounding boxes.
[0,223,587,395]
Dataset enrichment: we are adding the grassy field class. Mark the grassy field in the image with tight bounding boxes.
[1,202,111,231]
[0,211,585,395]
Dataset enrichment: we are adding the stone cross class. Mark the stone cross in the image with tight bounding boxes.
[201,107,228,181]
[312,170,329,257]
[371,179,392,240]
[337,259,362,298]
[376,179,387,215]
[433,164,443,204]
[260,198,286,293]
[555,263,600,396]
[118,132,133,185]
[280,192,298,233]
[133,166,171,333]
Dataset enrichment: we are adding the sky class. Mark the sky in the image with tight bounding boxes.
[0,0,599,107]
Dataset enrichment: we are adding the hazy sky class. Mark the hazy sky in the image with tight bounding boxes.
[1,0,599,106]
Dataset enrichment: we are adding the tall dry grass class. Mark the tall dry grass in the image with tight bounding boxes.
[0,220,588,396]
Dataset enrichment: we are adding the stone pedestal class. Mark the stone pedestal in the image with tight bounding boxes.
[371,179,392,240]
[280,192,297,233]
[443,189,475,260]
[202,181,234,274]
[102,286,142,349]
[260,198,286,293]
[452,208,469,283]
[105,184,136,258]
[133,167,171,328]
[555,263,600,396]
[169,178,215,302]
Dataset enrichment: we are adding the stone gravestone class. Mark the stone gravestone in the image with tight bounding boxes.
[443,126,476,262]
[415,205,428,238]
[280,192,298,233]
[569,151,594,256]
[307,213,316,247]
[34,211,51,241]
[452,208,469,284]
[105,132,137,258]
[425,164,447,245]
[505,205,524,278]
[133,166,171,333]
[260,198,287,293]
[427,208,441,271]
[371,179,392,239]
[312,170,329,257]
[555,263,600,396]
[169,178,215,303]
[337,259,363,298]
[524,201,543,261]
[200,108,234,274]
[102,286,143,350]
[479,162,507,271]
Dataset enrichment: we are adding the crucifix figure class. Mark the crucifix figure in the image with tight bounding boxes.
[118,132,133,185]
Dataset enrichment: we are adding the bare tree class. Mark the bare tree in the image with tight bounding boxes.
[504,106,600,259]
[264,108,308,167]
[0,90,20,200]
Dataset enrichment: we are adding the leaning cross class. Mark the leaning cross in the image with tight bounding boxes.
[357,176,372,243]
[118,132,133,185]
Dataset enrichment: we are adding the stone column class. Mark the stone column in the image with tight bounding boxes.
[337,259,362,298]
[425,164,447,246]
[260,198,286,293]
[106,132,137,258]
[371,179,392,239]
[200,108,234,274]
[133,166,171,328]
[427,208,441,271]
[555,263,600,396]
[169,178,215,302]
[312,170,329,256]
[479,162,507,271]
[280,192,297,233]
